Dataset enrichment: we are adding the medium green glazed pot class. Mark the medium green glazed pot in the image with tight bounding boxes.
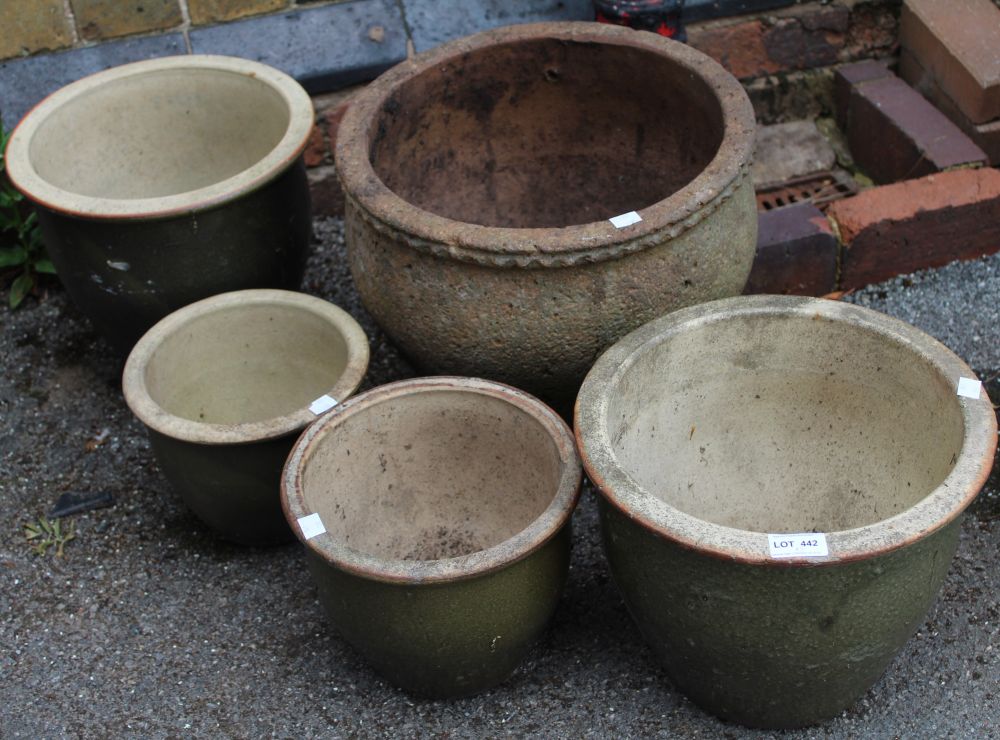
[281,377,582,697]
[123,289,369,546]
[575,295,997,729]
[5,55,314,352]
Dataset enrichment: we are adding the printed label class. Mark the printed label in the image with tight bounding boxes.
[957,377,983,399]
[768,532,829,559]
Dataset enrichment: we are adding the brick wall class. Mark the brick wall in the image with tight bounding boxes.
[0,1,338,60]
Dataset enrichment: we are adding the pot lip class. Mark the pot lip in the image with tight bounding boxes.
[280,376,583,585]
[4,55,314,221]
[121,289,370,446]
[575,294,999,567]
[334,21,756,265]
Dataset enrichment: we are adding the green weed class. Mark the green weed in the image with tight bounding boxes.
[23,516,76,557]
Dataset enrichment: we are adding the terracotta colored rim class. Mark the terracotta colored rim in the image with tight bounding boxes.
[335,21,756,267]
[281,377,583,585]
[122,289,370,446]
[4,55,314,221]
[575,295,998,567]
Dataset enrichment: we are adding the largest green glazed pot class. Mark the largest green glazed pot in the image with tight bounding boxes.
[335,22,757,406]
[575,295,997,729]
[4,55,314,352]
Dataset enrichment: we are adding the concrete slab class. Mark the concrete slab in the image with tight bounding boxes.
[752,119,837,187]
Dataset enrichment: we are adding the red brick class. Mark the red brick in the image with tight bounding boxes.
[846,74,986,184]
[308,165,345,218]
[828,169,1000,289]
[303,124,328,168]
[900,48,1000,166]
[900,0,1000,124]
[745,203,838,296]
[833,59,891,128]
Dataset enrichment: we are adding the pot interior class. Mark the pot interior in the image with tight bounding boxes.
[605,313,966,533]
[143,304,351,426]
[28,69,291,200]
[370,38,723,228]
[300,389,563,561]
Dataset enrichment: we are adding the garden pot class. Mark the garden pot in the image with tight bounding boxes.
[281,376,581,697]
[336,22,757,407]
[575,295,997,728]
[5,55,314,352]
[123,289,369,546]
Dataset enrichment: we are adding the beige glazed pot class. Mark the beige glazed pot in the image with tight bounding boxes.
[5,55,315,352]
[123,289,369,545]
[336,21,757,406]
[575,295,997,728]
[281,377,582,697]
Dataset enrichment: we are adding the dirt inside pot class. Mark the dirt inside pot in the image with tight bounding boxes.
[606,313,966,533]
[299,390,563,561]
[143,304,350,426]
[27,69,290,199]
[369,38,723,228]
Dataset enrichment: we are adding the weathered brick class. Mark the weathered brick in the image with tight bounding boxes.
[833,59,891,129]
[828,169,1000,289]
[0,0,73,60]
[753,120,836,188]
[308,165,345,218]
[70,0,182,41]
[303,124,328,168]
[846,73,987,184]
[901,48,1000,166]
[745,203,838,296]
[188,0,287,26]
[900,0,1000,124]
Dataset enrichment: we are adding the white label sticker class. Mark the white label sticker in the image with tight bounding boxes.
[297,513,326,540]
[609,211,642,228]
[768,533,829,558]
[309,394,338,415]
[957,377,983,399]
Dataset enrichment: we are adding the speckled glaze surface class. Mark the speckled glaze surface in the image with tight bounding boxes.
[336,22,757,405]
[281,377,582,697]
[123,289,369,546]
[5,56,315,353]
[575,295,997,728]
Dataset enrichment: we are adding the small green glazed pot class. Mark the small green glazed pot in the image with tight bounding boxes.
[575,295,997,729]
[5,55,314,352]
[281,377,582,697]
[123,289,369,546]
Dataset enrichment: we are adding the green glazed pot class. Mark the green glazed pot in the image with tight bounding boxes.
[123,289,369,546]
[575,295,997,729]
[281,377,582,697]
[5,55,314,353]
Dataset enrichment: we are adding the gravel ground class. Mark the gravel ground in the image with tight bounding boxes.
[1,219,998,738]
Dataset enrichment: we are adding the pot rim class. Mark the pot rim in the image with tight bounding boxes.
[281,376,583,585]
[334,21,756,267]
[122,289,370,445]
[4,55,314,221]
[575,294,998,566]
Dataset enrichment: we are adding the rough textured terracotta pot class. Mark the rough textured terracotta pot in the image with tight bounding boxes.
[5,55,314,352]
[281,377,581,697]
[336,22,757,406]
[575,295,997,729]
[123,289,369,546]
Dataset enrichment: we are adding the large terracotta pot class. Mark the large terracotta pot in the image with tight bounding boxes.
[123,289,369,546]
[575,295,997,728]
[5,55,314,352]
[281,377,581,697]
[336,22,757,406]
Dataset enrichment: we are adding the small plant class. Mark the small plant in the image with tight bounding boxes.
[23,516,76,557]
[0,126,53,308]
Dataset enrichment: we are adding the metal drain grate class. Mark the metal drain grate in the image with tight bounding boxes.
[756,170,860,211]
